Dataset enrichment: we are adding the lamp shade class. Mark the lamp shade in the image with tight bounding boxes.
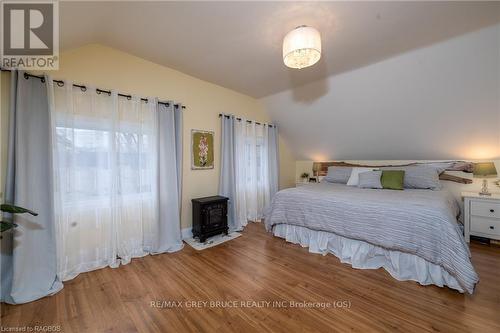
[473,162,497,177]
[283,26,321,69]
[312,162,322,173]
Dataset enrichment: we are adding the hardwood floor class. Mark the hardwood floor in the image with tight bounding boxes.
[1,223,500,333]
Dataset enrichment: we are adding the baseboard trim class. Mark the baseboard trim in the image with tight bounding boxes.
[181,227,193,240]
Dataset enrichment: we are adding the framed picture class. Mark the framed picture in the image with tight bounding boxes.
[191,129,214,170]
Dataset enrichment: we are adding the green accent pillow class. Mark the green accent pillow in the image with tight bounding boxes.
[381,170,405,190]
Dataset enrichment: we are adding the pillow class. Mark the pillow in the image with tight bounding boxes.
[347,167,378,186]
[381,170,405,190]
[323,167,352,184]
[382,166,441,190]
[358,171,383,189]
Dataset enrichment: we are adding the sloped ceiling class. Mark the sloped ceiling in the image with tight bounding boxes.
[260,24,500,161]
[60,1,500,98]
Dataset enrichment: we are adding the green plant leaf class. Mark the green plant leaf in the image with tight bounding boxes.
[0,204,38,216]
[0,221,17,232]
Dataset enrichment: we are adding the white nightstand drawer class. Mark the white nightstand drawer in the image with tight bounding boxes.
[470,200,500,219]
[462,192,500,242]
[470,216,500,236]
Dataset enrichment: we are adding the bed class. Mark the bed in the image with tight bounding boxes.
[264,182,479,294]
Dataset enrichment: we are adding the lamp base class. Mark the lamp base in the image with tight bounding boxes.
[479,179,491,196]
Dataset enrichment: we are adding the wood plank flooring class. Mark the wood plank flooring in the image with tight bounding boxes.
[1,223,500,332]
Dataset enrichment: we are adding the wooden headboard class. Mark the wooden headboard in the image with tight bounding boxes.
[315,161,474,184]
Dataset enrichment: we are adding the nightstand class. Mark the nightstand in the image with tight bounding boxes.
[295,181,309,187]
[462,191,500,243]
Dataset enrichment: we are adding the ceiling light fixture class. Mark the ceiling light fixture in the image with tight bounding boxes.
[283,25,321,69]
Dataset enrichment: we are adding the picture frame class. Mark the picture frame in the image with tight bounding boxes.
[191,129,214,170]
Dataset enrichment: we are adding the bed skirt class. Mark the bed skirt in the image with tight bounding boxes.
[272,224,465,293]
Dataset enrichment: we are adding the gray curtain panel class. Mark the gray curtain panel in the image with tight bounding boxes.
[267,125,279,198]
[218,114,237,230]
[1,71,63,304]
[154,102,184,253]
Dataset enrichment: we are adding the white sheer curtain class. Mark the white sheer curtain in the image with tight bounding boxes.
[233,120,272,228]
[48,80,180,281]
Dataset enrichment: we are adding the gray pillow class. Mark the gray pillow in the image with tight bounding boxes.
[358,171,383,189]
[323,167,352,184]
[382,166,441,190]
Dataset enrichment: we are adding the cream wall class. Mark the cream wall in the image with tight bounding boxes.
[0,44,295,228]
[278,135,296,189]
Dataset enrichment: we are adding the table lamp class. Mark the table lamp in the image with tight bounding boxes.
[473,162,497,196]
[312,162,322,181]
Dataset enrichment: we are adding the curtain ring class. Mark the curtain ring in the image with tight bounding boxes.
[24,73,29,80]
[107,91,111,96]
[96,90,101,94]
[127,95,131,100]
[81,86,87,92]
[41,77,45,83]
[56,81,64,87]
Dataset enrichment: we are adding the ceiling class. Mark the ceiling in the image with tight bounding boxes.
[260,23,500,161]
[60,1,500,98]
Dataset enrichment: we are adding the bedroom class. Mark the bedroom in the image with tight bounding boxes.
[0,1,499,332]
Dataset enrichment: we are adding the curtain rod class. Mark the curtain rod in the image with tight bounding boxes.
[0,69,186,109]
[218,113,274,128]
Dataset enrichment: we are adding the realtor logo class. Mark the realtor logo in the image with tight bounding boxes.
[1,1,59,69]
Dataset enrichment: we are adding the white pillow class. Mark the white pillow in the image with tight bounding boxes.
[346,167,378,186]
